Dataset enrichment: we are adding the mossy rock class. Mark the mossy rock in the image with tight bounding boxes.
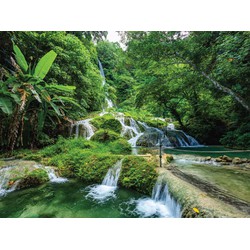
[77,154,122,183]
[100,119,122,133]
[91,129,121,143]
[17,168,49,189]
[91,116,122,134]
[119,156,158,195]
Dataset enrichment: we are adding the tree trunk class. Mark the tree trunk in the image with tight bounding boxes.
[7,106,25,155]
[169,107,186,130]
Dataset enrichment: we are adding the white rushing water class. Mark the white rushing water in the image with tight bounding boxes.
[85,160,123,202]
[132,177,181,218]
[116,113,143,147]
[98,59,114,109]
[72,118,95,140]
[45,167,68,183]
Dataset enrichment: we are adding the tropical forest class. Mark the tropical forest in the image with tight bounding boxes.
[0,31,249,218]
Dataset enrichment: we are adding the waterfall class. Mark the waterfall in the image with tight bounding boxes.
[72,118,95,140]
[167,123,175,130]
[98,59,114,109]
[136,120,201,148]
[85,160,123,202]
[116,113,143,147]
[45,167,68,183]
[134,177,181,218]
[102,160,122,186]
[0,167,19,197]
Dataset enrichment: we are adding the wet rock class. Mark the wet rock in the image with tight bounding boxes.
[221,155,233,162]
[232,157,242,165]
[204,157,212,161]
[215,157,223,162]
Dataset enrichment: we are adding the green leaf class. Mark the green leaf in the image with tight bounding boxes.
[34,50,57,79]
[49,102,62,116]
[54,96,82,109]
[34,86,52,102]
[45,84,76,93]
[0,97,13,115]
[13,44,29,73]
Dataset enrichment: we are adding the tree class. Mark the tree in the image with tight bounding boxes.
[0,43,78,152]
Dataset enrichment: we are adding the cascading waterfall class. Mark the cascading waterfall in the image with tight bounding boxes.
[98,59,114,109]
[133,176,181,218]
[45,167,68,183]
[85,160,123,202]
[136,121,201,148]
[116,113,143,147]
[71,61,201,147]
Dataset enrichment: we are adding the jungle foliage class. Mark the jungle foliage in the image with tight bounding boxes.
[0,31,249,150]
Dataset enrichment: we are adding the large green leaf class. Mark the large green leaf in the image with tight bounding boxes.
[0,97,13,115]
[13,44,28,73]
[45,84,76,93]
[54,96,82,109]
[49,102,62,116]
[34,50,57,79]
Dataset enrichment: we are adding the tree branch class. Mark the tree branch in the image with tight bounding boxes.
[175,52,250,112]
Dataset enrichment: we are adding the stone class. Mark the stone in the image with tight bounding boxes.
[221,155,232,162]
[204,157,212,161]
[232,157,242,165]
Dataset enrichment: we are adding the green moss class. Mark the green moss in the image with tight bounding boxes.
[119,156,158,195]
[100,119,122,133]
[91,115,122,133]
[91,129,121,143]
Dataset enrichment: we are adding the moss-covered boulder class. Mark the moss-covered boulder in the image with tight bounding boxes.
[77,154,122,183]
[91,129,121,143]
[119,156,158,195]
[17,168,49,189]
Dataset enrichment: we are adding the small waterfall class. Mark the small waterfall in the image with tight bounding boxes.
[0,166,18,197]
[167,123,175,130]
[85,160,123,202]
[116,113,143,147]
[45,167,68,183]
[134,177,181,218]
[72,118,95,140]
[102,160,122,186]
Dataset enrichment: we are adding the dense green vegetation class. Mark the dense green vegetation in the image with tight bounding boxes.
[36,137,157,195]
[0,31,249,153]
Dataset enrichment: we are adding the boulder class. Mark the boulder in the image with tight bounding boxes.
[204,157,212,161]
[232,157,242,165]
[221,155,233,162]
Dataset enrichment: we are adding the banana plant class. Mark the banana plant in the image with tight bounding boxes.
[2,43,78,152]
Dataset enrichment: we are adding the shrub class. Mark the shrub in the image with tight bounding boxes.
[108,139,131,154]
[41,136,95,157]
